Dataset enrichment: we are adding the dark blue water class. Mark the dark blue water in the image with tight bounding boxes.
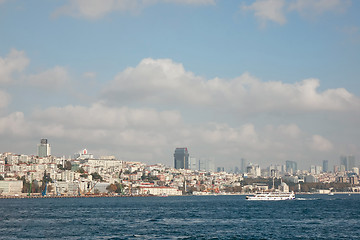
[1,194,360,239]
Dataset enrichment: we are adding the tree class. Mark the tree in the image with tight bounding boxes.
[32,180,41,193]
[106,184,117,193]
[64,161,72,170]
[91,172,103,181]
[78,167,85,173]
[41,171,52,192]
[0,175,4,181]
[115,183,124,194]
[57,164,65,170]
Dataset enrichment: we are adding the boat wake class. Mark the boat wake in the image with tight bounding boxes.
[295,197,319,201]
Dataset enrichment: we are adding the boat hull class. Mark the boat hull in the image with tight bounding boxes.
[246,192,295,201]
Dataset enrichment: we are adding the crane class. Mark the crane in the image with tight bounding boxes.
[42,182,48,196]
[86,180,99,195]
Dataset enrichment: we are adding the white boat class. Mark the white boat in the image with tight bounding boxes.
[246,191,295,201]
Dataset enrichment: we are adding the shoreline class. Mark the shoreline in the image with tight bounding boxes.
[1,192,359,199]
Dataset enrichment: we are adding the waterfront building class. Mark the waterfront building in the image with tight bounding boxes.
[279,182,289,192]
[0,159,4,175]
[174,148,189,169]
[0,180,23,195]
[349,176,359,185]
[38,139,51,158]
[304,175,318,183]
[56,182,79,195]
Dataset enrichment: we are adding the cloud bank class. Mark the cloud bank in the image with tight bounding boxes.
[103,58,359,113]
[0,49,358,168]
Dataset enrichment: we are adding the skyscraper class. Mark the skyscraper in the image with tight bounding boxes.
[174,148,189,169]
[189,157,198,171]
[323,160,329,172]
[340,155,347,171]
[38,139,51,158]
[285,160,297,174]
[348,155,356,171]
[240,158,247,174]
[340,155,356,171]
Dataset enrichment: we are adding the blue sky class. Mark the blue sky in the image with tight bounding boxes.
[0,0,359,170]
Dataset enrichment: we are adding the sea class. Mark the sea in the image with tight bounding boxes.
[1,194,360,239]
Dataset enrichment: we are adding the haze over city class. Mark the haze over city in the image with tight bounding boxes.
[0,0,359,169]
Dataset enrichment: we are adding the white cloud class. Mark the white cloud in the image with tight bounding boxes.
[0,104,331,165]
[241,0,351,27]
[83,72,97,79]
[241,0,286,27]
[53,0,215,19]
[0,101,356,168]
[0,89,10,108]
[103,58,360,114]
[310,135,333,152]
[0,112,31,136]
[277,124,301,138]
[0,49,29,84]
[27,66,70,89]
[32,102,182,130]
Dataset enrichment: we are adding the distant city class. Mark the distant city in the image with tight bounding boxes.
[0,139,358,197]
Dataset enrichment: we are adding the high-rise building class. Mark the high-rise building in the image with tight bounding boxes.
[340,155,347,171]
[38,139,51,158]
[189,157,198,171]
[246,163,261,177]
[340,155,356,171]
[285,160,297,174]
[198,158,215,172]
[310,165,316,174]
[174,148,189,169]
[323,160,329,172]
[348,155,356,170]
[240,158,247,174]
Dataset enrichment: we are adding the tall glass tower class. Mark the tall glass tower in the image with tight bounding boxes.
[174,148,189,169]
[323,160,329,172]
[38,139,51,158]
[285,160,297,174]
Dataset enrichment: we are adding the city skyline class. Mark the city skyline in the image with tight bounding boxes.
[0,0,359,169]
[3,139,357,174]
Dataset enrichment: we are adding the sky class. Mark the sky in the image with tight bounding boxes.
[0,0,359,170]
